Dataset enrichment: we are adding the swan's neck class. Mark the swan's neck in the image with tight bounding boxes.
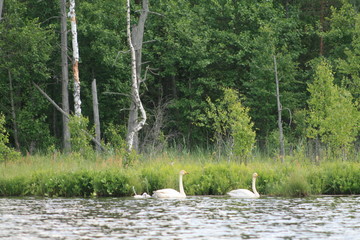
[252,177,260,197]
[179,174,185,196]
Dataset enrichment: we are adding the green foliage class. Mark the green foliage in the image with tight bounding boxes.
[140,166,174,193]
[104,123,140,167]
[0,0,56,153]
[93,170,131,197]
[69,115,94,159]
[307,60,360,157]
[1,153,360,197]
[199,88,255,160]
[0,0,359,158]
[187,164,232,195]
[28,171,93,197]
[0,177,28,196]
[325,0,357,61]
[336,13,360,100]
[321,162,360,194]
[104,123,127,151]
[0,114,19,162]
[275,170,312,197]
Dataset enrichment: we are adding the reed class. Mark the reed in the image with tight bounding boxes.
[1,151,360,197]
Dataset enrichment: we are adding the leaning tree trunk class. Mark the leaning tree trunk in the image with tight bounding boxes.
[274,56,285,163]
[126,0,148,151]
[69,0,81,116]
[33,82,106,151]
[60,0,71,152]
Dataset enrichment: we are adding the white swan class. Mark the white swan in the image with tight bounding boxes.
[132,186,151,199]
[152,170,189,199]
[227,172,260,198]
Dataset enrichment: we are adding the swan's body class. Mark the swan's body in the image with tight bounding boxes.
[227,173,260,198]
[152,170,188,199]
[132,186,151,199]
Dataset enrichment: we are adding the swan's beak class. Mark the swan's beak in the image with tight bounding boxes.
[184,171,189,175]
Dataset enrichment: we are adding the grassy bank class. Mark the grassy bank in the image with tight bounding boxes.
[1,152,360,197]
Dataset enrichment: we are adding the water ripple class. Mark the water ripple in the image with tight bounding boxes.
[0,196,359,239]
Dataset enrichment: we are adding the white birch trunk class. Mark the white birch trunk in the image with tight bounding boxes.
[126,0,147,151]
[274,55,285,163]
[69,0,81,116]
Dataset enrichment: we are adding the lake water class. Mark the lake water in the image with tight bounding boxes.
[0,196,359,239]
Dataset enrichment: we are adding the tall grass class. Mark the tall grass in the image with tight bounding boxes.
[1,150,360,197]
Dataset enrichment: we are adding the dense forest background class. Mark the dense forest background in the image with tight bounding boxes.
[0,0,359,161]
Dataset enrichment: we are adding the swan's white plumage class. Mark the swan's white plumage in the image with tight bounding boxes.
[152,170,188,199]
[132,186,151,199]
[133,192,151,199]
[227,172,260,198]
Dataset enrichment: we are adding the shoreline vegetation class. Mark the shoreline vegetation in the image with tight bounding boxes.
[1,151,359,198]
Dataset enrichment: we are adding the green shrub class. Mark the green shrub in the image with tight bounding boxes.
[1,154,360,197]
[93,170,131,197]
[0,177,28,196]
[0,113,20,162]
[322,162,360,194]
[26,171,94,197]
[280,171,311,197]
[69,115,94,159]
[141,166,174,193]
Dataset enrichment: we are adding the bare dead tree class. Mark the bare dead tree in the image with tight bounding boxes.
[60,0,71,152]
[141,97,171,153]
[92,78,101,152]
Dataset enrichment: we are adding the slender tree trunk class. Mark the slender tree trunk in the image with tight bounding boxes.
[8,70,20,150]
[92,78,101,152]
[69,0,81,116]
[126,0,148,151]
[274,56,285,163]
[0,0,4,21]
[60,0,71,152]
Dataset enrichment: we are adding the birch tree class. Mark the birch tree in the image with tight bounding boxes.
[126,0,148,151]
[68,0,81,116]
[274,55,285,163]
